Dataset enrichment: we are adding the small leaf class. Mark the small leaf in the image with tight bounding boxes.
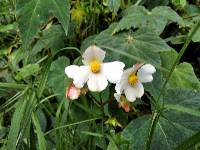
[107,0,121,14]
[0,22,18,32]
[107,134,119,150]
[192,25,200,42]
[171,0,187,8]
[15,64,40,81]
[168,63,200,90]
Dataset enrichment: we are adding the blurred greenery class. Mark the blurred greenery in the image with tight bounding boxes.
[0,0,200,150]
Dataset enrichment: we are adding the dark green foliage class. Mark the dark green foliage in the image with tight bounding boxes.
[0,0,200,150]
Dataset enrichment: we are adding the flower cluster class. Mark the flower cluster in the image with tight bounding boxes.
[65,45,156,111]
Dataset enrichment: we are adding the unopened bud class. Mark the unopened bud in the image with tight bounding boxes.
[118,96,132,112]
[66,82,81,100]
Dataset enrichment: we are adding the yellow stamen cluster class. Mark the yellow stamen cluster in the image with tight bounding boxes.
[128,73,138,85]
[90,59,101,73]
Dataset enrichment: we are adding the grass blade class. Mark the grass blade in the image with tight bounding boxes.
[32,112,46,150]
[0,82,28,89]
[7,97,27,150]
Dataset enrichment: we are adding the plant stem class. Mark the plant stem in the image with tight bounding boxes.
[134,0,142,6]
[0,82,28,89]
[88,93,101,107]
[44,117,102,136]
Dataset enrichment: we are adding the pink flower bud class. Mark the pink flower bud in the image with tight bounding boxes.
[66,82,81,100]
[117,95,132,112]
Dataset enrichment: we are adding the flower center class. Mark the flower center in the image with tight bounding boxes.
[90,59,101,73]
[128,73,138,85]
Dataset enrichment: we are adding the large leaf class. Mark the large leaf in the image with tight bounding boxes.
[113,6,184,34]
[176,130,200,150]
[81,23,170,67]
[47,56,70,101]
[122,89,200,150]
[17,0,70,50]
[32,25,66,55]
[122,116,150,150]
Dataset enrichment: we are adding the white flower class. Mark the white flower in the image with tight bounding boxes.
[115,64,156,102]
[65,45,125,92]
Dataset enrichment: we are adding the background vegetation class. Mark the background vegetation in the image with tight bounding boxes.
[0,0,200,149]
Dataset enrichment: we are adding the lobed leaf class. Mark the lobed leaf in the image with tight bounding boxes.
[113,6,184,34]
[82,23,170,67]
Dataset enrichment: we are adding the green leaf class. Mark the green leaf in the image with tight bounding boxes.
[113,6,184,34]
[32,25,66,55]
[192,26,200,42]
[32,112,46,150]
[168,63,200,90]
[7,98,27,150]
[123,89,200,150]
[122,116,150,150]
[107,0,121,14]
[107,134,119,150]
[160,49,178,70]
[171,0,187,8]
[10,48,26,71]
[176,130,200,150]
[15,64,40,81]
[0,22,18,32]
[17,0,70,50]
[37,58,52,98]
[47,56,70,101]
[160,50,200,90]
[82,23,170,67]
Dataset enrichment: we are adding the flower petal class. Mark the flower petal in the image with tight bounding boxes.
[65,65,79,78]
[115,68,133,94]
[114,93,121,102]
[124,86,136,102]
[102,61,125,83]
[82,45,106,65]
[73,66,90,88]
[87,73,108,92]
[124,82,144,102]
[137,64,156,83]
